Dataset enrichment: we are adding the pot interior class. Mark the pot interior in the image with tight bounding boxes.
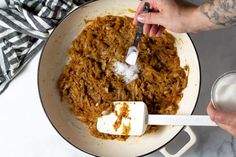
[38,0,200,156]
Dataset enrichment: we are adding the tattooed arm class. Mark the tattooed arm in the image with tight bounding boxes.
[185,0,236,32]
[200,0,236,27]
[134,0,236,35]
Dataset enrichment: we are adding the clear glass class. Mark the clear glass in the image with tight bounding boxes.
[211,71,236,112]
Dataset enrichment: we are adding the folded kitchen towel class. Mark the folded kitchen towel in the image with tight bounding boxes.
[0,0,75,94]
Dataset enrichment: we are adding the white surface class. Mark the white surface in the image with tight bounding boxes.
[0,1,6,8]
[0,52,90,157]
[0,1,87,156]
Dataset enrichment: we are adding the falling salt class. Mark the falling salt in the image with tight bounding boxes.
[113,61,139,84]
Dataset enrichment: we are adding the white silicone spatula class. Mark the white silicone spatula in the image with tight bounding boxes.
[97,101,217,136]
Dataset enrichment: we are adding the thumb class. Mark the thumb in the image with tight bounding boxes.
[207,102,236,127]
[137,12,164,25]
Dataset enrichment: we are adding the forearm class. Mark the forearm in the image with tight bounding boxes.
[185,0,236,32]
[200,0,236,27]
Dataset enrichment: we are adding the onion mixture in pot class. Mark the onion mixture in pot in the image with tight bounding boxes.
[58,15,188,141]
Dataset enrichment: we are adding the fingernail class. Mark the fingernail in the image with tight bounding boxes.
[143,30,148,36]
[156,32,161,37]
[149,32,154,37]
[137,15,144,22]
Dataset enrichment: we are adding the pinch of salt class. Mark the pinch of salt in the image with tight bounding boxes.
[114,61,139,84]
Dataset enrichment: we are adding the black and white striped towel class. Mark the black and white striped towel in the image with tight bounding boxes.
[0,0,91,94]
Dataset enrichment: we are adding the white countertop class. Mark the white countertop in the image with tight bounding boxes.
[0,1,89,157]
[0,1,235,157]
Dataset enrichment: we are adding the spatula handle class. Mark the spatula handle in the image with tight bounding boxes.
[147,115,217,126]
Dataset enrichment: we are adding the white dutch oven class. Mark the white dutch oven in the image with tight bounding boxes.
[38,0,201,156]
